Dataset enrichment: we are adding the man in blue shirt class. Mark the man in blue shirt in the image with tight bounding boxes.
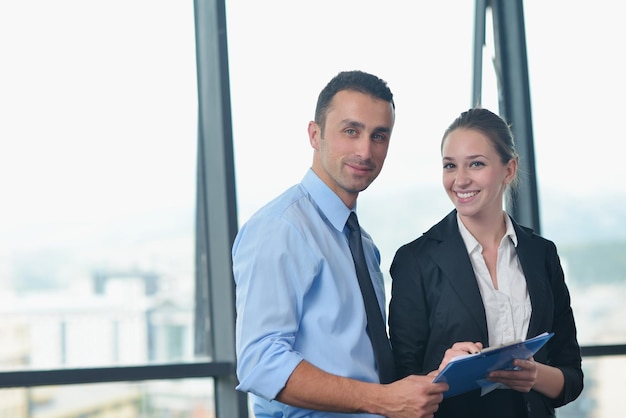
[233,70,447,417]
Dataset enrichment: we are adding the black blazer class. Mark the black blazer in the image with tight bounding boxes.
[389,210,583,418]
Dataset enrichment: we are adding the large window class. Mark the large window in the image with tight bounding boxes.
[0,0,198,370]
[228,0,476,263]
[2,0,622,416]
[524,1,626,416]
[0,0,207,415]
[0,379,215,418]
[229,1,625,417]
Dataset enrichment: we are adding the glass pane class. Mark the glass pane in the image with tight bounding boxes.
[0,378,215,418]
[227,0,475,284]
[524,0,626,346]
[0,1,199,370]
[227,5,472,413]
[229,1,625,416]
[524,1,626,415]
[557,356,626,418]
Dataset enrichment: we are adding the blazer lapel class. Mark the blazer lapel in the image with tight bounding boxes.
[427,211,489,339]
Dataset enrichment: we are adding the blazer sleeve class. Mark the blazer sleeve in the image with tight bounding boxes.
[544,240,584,407]
[389,242,432,378]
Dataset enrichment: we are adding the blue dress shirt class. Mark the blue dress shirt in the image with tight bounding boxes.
[233,169,387,418]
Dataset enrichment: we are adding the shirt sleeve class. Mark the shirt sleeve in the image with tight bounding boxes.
[232,213,317,400]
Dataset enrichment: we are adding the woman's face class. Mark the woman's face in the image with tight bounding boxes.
[441,128,516,221]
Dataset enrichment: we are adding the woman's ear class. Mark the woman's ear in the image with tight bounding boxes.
[504,158,518,185]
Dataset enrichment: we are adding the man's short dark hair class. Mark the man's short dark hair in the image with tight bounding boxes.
[314,70,394,133]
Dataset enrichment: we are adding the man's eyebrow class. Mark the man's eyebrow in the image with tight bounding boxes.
[373,126,392,134]
[339,119,391,134]
[340,119,365,129]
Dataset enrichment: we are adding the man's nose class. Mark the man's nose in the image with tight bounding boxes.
[355,137,373,159]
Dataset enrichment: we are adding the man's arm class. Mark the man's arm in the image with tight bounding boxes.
[277,360,447,418]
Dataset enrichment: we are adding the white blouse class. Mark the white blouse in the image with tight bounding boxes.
[457,213,532,347]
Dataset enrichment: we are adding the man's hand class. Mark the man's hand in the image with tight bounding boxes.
[377,375,448,418]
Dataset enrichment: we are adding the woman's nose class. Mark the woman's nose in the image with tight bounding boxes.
[455,168,470,186]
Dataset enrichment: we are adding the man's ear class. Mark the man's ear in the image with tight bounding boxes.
[308,121,321,150]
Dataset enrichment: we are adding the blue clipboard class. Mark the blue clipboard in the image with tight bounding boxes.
[432,332,554,398]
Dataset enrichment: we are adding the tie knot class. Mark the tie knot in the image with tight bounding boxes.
[346,211,360,232]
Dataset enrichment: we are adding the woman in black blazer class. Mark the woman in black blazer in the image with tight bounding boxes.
[389,108,583,417]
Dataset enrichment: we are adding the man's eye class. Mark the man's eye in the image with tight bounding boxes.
[345,128,357,135]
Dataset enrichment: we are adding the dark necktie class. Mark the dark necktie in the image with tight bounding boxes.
[346,211,396,384]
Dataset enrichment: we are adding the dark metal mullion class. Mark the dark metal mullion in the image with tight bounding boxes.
[489,0,541,232]
[581,345,626,357]
[0,362,233,389]
[193,0,248,416]
[472,0,487,107]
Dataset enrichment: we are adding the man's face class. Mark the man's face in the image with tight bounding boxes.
[309,90,395,208]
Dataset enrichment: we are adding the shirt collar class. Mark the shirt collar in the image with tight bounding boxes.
[503,213,518,247]
[301,169,353,232]
[456,212,518,254]
[457,213,481,254]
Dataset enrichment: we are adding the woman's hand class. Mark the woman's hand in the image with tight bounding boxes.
[437,341,483,371]
[487,357,538,392]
